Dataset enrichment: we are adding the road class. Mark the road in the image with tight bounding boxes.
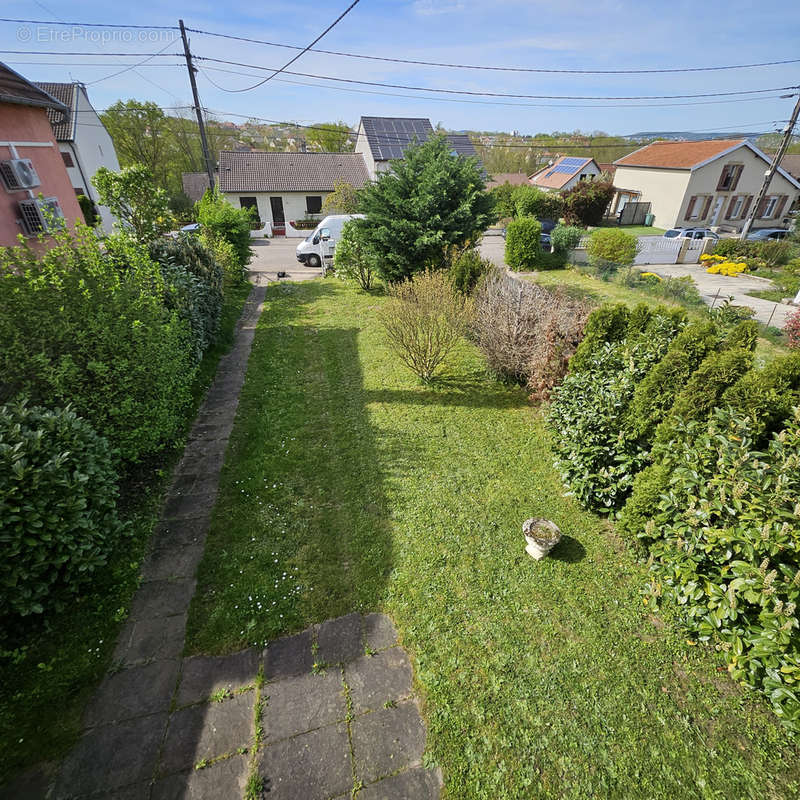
[247,237,323,285]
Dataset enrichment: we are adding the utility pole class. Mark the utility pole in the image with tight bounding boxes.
[179,19,215,192]
[740,90,800,239]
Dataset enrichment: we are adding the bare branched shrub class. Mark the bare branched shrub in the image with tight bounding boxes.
[379,270,473,380]
[473,268,591,400]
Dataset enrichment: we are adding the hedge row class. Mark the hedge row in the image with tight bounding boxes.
[549,300,800,730]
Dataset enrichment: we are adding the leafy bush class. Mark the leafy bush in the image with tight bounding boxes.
[77,194,100,227]
[0,226,195,462]
[569,303,635,373]
[334,220,379,290]
[149,236,224,361]
[755,239,793,268]
[513,185,563,222]
[489,182,517,219]
[92,164,173,242]
[561,180,615,226]
[548,309,685,512]
[711,238,749,260]
[641,407,800,731]
[618,269,705,307]
[785,308,800,348]
[505,217,542,271]
[586,228,638,277]
[624,321,720,444]
[196,189,253,269]
[321,180,360,215]
[0,401,127,619]
[472,269,590,398]
[379,270,472,380]
[550,225,583,254]
[202,231,246,285]
[448,246,492,295]
[357,135,496,282]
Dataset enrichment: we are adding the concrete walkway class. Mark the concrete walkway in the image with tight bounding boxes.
[25,270,437,799]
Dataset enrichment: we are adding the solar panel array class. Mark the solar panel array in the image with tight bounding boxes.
[544,157,588,177]
[361,117,434,160]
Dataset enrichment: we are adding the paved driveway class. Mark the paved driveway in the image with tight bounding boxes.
[641,263,795,328]
[248,237,322,284]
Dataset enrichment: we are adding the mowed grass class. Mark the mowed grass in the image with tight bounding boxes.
[186,279,799,799]
[0,281,251,784]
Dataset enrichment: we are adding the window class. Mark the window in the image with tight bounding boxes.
[579,173,587,181]
[717,163,743,191]
[730,196,744,219]
[763,196,778,218]
[239,196,261,225]
[61,151,74,168]
[74,187,85,197]
[306,195,322,214]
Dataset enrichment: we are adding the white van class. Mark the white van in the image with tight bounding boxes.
[296,214,365,272]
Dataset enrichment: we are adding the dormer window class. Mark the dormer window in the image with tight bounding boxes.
[717,164,743,191]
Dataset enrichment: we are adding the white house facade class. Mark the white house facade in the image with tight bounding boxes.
[613,139,800,232]
[35,82,120,233]
[529,156,601,192]
[218,151,369,237]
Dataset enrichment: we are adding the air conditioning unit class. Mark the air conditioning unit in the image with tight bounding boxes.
[18,197,65,235]
[0,158,41,190]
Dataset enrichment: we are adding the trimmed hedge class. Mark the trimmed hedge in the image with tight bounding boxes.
[0,227,195,462]
[0,401,127,618]
[505,217,542,271]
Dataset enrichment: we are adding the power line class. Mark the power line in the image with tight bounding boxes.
[219,0,362,93]
[198,63,792,110]
[194,56,797,101]
[85,38,176,85]
[185,27,800,76]
[0,49,181,57]
[3,17,797,75]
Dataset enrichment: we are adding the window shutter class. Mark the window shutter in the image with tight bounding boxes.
[716,168,728,191]
[730,165,743,192]
[725,196,737,219]
[741,195,753,219]
[756,197,769,217]
[774,195,788,219]
[700,196,713,219]
[684,195,698,220]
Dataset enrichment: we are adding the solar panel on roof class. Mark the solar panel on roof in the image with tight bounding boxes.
[363,117,433,160]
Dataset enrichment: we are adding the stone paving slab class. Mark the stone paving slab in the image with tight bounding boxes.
[263,629,314,680]
[317,611,363,663]
[358,766,442,800]
[128,578,196,621]
[151,755,249,800]
[176,648,260,707]
[345,647,413,714]
[159,693,254,775]
[113,615,188,667]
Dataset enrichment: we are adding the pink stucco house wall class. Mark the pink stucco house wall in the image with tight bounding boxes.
[0,63,83,248]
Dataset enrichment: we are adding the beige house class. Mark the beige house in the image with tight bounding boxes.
[612,139,800,231]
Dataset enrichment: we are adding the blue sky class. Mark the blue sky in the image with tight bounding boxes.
[2,0,799,137]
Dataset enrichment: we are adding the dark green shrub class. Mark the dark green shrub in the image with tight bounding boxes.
[77,194,100,227]
[513,185,563,221]
[537,250,568,270]
[721,351,800,445]
[711,238,749,260]
[569,304,631,373]
[549,310,684,512]
[335,220,380,290]
[586,228,638,277]
[616,462,670,542]
[653,346,754,448]
[753,239,792,267]
[561,180,615,226]
[196,189,253,269]
[722,318,759,351]
[0,227,195,462]
[642,408,800,731]
[202,232,246,285]
[489,182,517,219]
[149,237,224,361]
[448,247,492,294]
[505,217,542,271]
[625,322,720,444]
[0,401,127,618]
[550,224,583,254]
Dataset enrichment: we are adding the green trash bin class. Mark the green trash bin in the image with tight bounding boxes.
[644,213,655,227]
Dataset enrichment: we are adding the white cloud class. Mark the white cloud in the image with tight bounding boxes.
[412,0,465,16]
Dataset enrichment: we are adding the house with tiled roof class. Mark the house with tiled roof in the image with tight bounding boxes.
[0,63,83,247]
[529,156,601,192]
[354,116,480,179]
[485,172,531,190]
[34,81,120,233]
[218,151,369,236]
[612,139,800,231]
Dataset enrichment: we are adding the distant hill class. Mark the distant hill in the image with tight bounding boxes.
[625,131,767,142]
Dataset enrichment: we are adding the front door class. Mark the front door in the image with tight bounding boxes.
[710,195,725,226]
[270,197,285,236]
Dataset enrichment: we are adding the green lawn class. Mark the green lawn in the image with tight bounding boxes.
[187,279,799,799]
[597,224,668,236]
[0,280,252,784]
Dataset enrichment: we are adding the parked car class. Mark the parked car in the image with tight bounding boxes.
[663,227,720,240]
[296,214,365,270]
[746,228,790,241]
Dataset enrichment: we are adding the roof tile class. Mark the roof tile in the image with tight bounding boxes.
[33,82,77,140]
[614,139,744,169]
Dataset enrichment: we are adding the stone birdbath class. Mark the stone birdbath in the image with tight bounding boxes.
[523,518,562,560]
